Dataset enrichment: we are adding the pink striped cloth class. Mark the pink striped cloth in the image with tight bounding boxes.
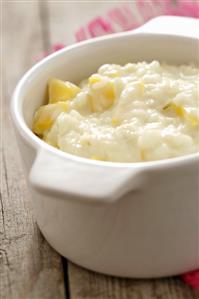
[46,0,199,291]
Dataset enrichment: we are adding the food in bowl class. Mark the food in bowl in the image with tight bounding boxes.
[32,61,199,162]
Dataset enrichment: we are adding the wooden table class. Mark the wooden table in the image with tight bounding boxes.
[1,1,198,298]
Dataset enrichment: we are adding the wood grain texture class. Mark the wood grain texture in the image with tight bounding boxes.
[69,263,199,299]
[1,2,65,299]
[48,2,199,299]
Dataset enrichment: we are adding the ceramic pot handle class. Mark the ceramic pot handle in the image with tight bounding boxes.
[136,16,198,38]
[29,148,145,204]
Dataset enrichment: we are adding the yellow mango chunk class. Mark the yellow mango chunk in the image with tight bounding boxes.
[88,81,115,112]
[163,102,199,126]
[163,102,186,116]
[49,78,81,103]
[43,135,58,148]
[103,82,115,101]
[89,74,102,85]
[139,82,145,94]
[111,118,121,127]
[172,104,185,117]
[140,149,146,161]
[186,113,199,126]
[33,102,68,136]
[91,155,106,161]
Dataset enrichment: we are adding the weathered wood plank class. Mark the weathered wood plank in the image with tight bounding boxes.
[1,2,65,299]
[47,2,199,299]
[68,263,198,299]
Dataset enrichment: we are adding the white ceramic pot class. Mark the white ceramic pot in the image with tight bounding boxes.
[11,16,199,278]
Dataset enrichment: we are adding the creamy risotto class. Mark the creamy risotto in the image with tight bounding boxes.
[33,61,199,162]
